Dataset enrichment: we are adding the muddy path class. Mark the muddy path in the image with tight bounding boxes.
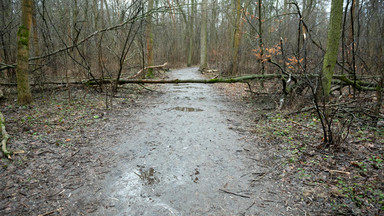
[70,68,288,215]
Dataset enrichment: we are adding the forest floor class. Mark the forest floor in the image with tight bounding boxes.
[0,68,383,215]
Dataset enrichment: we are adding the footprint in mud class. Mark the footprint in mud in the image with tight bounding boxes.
[190,168,200,183]
[135,166,159,185]
[146,141,160,152]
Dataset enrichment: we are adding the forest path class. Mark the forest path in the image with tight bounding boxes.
[78,68,283,215]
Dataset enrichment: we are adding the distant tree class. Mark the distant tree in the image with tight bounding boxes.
[187,0,195,67]
[16,0,33,105]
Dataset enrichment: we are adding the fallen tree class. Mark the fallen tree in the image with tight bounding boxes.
[111,73,282,84]
[0,73,382,91]
[86,74,384,91]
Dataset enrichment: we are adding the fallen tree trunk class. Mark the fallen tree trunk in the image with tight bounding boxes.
[116,74,282,84]
[0,73,382,91]
[332,75,377,91]
[0,74,281,86]
[0,112,11,158]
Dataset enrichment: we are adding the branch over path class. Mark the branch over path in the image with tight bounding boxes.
[0,71,381,91]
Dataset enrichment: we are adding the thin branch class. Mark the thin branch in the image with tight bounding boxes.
[219,189,250,198]
[29,5,167,61]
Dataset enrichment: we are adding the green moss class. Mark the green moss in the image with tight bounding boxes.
[208,78,218,83]
[17,25,28,37]
[17,25,29,47]
[146,68,155,79]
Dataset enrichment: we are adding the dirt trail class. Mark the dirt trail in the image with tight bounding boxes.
[71,68,287,215]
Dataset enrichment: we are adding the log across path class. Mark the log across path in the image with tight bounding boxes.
[69,68,287,215]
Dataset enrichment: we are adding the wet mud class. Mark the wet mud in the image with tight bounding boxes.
[70,68,288,215]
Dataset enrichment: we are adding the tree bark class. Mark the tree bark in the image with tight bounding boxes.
[320,0,344,100]
[230,0,242,76]
[16,0,33,105]
[187,0,195,67]
[146,0,155,78]
[176,0,190,66]
[258,0,265,87]
[31,1,40,70]
[199,0,208,72]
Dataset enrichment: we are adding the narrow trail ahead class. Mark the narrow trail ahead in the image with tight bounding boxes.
[78,68,285,215]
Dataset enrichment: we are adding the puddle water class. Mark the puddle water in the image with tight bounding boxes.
[171,106,204,112]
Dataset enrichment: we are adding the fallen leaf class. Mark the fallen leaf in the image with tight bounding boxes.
[13,150,25,154]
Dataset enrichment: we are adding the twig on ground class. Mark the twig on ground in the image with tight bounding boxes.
[219,189,250,198]
[38,207,63,216]
[246,202,255,211]
[71,149,80,157]
[326,170,351,175]
[241,201,256,215]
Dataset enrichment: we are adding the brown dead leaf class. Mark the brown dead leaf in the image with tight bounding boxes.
[350,161,360,168]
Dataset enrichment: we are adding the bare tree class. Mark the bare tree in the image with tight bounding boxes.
[199,0,208,72]
[146,0,155,77]
[187,0,195,67]
[16,0,33,105]
[230,0,242,76]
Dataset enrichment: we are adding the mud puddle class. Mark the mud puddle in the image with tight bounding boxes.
[171,107,204,112]
[70,68,286,215]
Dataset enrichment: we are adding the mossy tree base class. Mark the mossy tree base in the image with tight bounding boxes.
[0,112,11,158]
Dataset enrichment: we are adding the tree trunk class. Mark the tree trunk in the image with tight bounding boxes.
[176,0,189,66]
[88,74,283,85]
[282,0,289,41]
[103,0,111,25]
[16,0,33,105]
[146,0,155,78]
[31,1,40,80]
[350,0,357,98]
[187,0,195,67]
[258,0,265,77]
[230,0,242,76]
[1,0,16,83]
[199,0,208,72]
[320,0,344,100]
